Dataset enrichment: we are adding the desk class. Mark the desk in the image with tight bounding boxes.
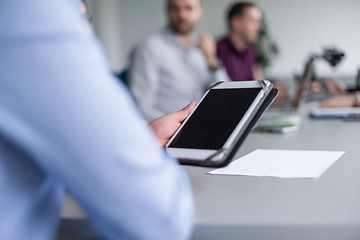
[60,108,360,239]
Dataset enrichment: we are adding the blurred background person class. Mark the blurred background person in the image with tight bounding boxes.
[217,1,288,100]
[217,2,261,82]
[319,67,360,108]
[129,0,229,121]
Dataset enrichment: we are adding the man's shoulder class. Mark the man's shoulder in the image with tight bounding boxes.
[217,36,231,50]
[217,36,228,44]
[137,29,168,50]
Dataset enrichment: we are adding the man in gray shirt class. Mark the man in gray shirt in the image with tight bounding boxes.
[129,0,229,120]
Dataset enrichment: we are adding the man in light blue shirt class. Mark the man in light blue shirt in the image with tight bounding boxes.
[0,0,194,239]
[129,0,230,120]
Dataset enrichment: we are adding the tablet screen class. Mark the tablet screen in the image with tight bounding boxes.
[168,88,261,149]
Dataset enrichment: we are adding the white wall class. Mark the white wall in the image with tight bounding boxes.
[89,0,360,81]
[88,0,123,72]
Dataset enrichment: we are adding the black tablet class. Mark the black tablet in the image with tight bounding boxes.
[166,80,277,167]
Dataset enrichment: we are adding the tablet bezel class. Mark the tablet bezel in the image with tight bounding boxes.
[166,80,272,162]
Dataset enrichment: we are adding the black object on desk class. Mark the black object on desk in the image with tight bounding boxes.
[175,86,279,168]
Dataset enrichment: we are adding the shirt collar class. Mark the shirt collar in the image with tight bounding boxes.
[163,27,197,48]
[224,37,252,55]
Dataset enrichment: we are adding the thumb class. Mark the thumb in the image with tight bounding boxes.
[182,101,196,113]
[174,101,196,121]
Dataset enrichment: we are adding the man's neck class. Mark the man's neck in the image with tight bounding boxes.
[168,26,193,48]
[178,34,193,48]
[228,32,247,52]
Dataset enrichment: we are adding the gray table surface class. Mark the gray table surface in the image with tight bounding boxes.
[60,106,360,239]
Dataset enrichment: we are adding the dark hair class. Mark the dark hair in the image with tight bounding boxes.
[227,2,257,29]
[166,0,203,9]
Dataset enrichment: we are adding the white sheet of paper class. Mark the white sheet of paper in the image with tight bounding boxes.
[209,149,345,179]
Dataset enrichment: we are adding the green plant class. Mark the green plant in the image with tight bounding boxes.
[254,13,279,69]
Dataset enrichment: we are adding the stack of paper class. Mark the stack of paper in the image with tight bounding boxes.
[310,107,360,119]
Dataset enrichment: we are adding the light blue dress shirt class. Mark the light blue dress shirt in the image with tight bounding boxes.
[0,0,194,239]
[129,28,230,120]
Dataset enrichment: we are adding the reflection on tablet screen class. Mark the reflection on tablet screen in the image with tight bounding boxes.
[168,88,261,149]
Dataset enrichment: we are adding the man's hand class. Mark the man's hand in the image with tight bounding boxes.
[324,78,346,94]
[310,78,346,93]
[198,33,219,72]
[150,101,196,147]
[319,93,356,108]
[273,81,288,101]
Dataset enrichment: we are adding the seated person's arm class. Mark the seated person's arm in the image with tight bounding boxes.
[324,78,346,93]
[1,1,194,239]
[129,42,165,120]
[311,78,346,93]
[319,93,358,108]
[199,33,231,82]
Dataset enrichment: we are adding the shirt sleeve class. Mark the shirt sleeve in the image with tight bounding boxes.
[214,39,231,83]
[0,0,193,239]
[129,40,166,120]
[213,66,231,83]
[204,64,231,91]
